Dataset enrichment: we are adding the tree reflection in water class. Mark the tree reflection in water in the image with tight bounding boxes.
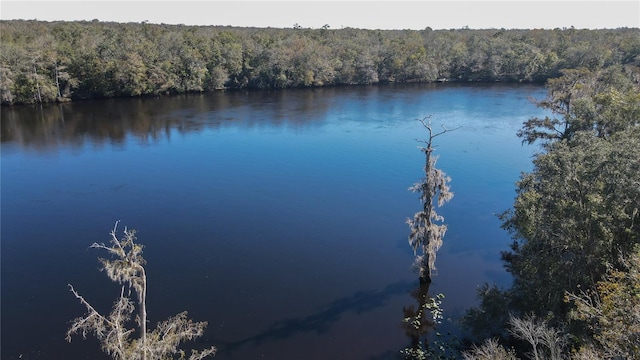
[401,278,460,359]
[401,280,434,359]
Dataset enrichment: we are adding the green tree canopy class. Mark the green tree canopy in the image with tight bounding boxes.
[1,20,638,105]
[502,128,640,319]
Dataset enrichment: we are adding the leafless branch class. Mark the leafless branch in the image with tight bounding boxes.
[67,222,216,359]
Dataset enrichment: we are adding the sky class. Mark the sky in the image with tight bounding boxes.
[1,1,639,30]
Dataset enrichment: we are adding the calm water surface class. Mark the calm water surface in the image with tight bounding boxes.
[1,84,548,359]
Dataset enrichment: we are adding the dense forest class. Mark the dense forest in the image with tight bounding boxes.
[459,60,640,359]
[1,20,639,105]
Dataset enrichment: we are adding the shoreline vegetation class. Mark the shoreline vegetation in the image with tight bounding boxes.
[1,20,638,105]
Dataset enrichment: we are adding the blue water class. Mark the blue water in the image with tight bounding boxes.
[1,83,549,359]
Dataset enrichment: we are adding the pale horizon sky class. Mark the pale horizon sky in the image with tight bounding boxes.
[1,1,639,30]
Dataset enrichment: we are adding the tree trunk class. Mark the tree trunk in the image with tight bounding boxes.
[33,62,42,103]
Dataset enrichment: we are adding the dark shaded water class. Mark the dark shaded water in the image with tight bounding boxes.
[1,83,548,359]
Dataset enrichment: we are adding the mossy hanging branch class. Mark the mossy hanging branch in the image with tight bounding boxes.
[407,116,460,283]
[66,222,216,360]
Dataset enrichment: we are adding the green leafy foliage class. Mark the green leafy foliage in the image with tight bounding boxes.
[566,246,640,359]
[461,284,513,344]
[1,20,638,104]
[502,129,640,319]
[518,66,640,145]
[463,60,639,358]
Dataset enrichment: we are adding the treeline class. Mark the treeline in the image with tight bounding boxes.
[1,20,639,105]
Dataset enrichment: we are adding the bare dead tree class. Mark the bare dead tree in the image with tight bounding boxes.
[66,222,216,360]
[462,338,518,360]
[407,116,459,284]
[508,314,565,360]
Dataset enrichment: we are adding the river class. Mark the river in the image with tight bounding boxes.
[1,83,549,359]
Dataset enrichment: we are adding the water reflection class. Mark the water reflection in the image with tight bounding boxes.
[0,88,335,151]
[401,280,435,358]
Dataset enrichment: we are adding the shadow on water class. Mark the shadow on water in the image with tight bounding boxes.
[215,280,415,355]
[355,279,438,360]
